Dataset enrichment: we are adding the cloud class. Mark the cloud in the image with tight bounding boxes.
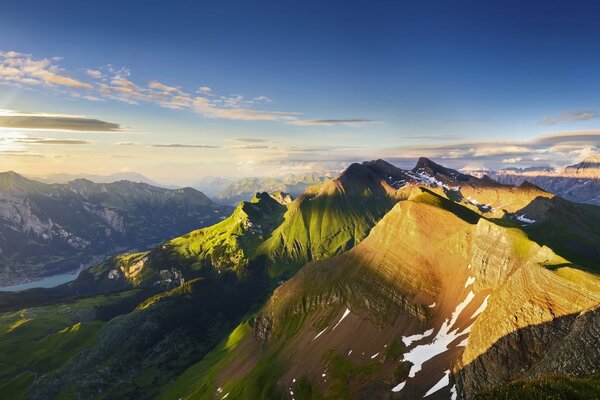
[148,80,181,93]
[383,129,600,169]
[234,138,269,143]
[14,137,90,145]
[152,143,221,148]
[533,130,600,145]
[0,51,92,90]
[540,110,597,125]
[230,144,270,149]
[290,119,381,127]
[115,141,137,146]
[0,50,376,126]
[85,69,103,79]
[0,150,44,158]
[0,110,123,132]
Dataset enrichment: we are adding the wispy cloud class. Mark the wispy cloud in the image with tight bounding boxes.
[0,109,123,132]
[115,141,137,146]
[84,69,103,79]
[0,150,44,158]
[13,137,90,145]
[229,144,270,149]
[290,119,381,127]
[382,129,600,169]
[0,51,92,90]
[234,138,269,143]
[540,110,597,125]
[152,143,221,148]
[0,50,376,125]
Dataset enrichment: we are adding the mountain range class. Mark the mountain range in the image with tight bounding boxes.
[0,172,230,286]
[32,172,177,189]
[0,158,598,399]
[488,154,600,205]
[213,173,330,205]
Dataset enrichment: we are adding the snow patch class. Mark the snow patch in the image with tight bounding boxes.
[424,370,450,397]
[332,307,351,330]
[470,294,490,319]
[391,381,406,392]
[312,327,328,341]
[406,170,445,187]
[516,214,536,224]
[402,328,434,347]
[401,291,476,378]
[464,276,475,288]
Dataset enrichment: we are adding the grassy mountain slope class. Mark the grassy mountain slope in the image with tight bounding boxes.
[259,162,409,277]
[0,290,141,399]
[75,192,287,293]
[27,273,269,400]
[165,188,600,399]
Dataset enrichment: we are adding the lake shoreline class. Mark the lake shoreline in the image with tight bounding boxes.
[0,271,80,292]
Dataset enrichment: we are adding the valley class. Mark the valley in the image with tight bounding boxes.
[0,173,231,287]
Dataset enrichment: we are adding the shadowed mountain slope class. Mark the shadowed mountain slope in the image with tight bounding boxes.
[0,172,228,285]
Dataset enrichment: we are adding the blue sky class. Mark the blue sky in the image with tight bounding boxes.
[1,0,600,183]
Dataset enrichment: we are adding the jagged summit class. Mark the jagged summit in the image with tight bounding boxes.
[362,158,405,175]
[413,157,472,182]
[269,191,293,205]
[250,191,276,204]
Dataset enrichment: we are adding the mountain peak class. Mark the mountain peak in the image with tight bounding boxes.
[0,170,37,190]
[362,158,397,170]
[413,157,471,182]
[251,191,278,204]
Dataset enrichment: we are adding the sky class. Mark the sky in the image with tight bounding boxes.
[1,0,600,185]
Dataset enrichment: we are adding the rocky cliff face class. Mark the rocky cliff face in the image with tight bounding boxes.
[0,172,228,285]
[456,306,600,398]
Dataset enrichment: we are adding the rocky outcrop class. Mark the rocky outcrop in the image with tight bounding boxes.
[455,307,600,398]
